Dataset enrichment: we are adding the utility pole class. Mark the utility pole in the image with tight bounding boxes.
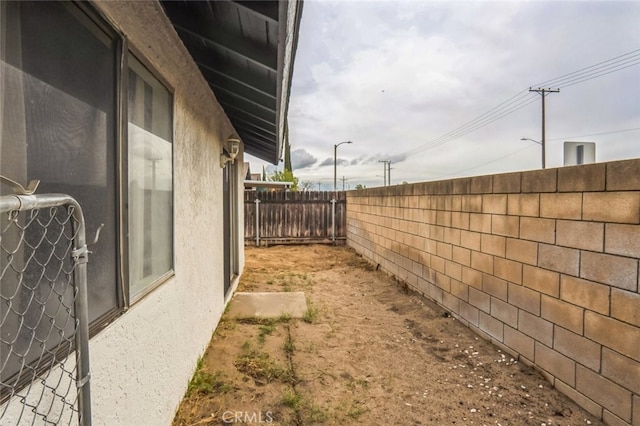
[378,160,391,186]
[341,176,348,191]
[317,182,321,191]
[378,160,387,186]
[387,161,392,186]
[529,87,559,169]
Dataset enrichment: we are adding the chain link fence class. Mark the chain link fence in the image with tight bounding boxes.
[0,191,92,425]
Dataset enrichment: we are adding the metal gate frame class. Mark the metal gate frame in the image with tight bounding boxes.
[0,191,92,425]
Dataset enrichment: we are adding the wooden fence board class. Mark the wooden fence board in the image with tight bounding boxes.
[244,191,347,245]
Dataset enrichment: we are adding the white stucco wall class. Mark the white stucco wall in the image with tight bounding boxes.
[1,2,248,424]
[88,2,242,424]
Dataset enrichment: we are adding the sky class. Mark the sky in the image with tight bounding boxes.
[246,0,640,190]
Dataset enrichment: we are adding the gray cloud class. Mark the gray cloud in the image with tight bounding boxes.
[251,1,640,188]
[356,152,409,166]
[319,157,350,167]
[319,157,333,167]
[291,148,317,169]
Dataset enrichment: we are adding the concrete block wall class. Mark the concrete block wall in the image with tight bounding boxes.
[346,159,640,426]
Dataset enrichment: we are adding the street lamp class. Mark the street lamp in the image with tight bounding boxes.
[334,141,353,192]
[520,137,545,169]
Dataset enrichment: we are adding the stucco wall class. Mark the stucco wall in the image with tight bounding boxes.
[1,2,249,423]
[88,2,243,424]
[347,159,640,426]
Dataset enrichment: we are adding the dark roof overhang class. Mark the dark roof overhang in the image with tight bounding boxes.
[161,0,303,164]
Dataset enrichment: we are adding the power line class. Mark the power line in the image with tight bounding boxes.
[400,48,640,157]
[548,127,640,141]
[442,127,640,178]
[404,91,538,155]
[533,49,640,88]
[443,145,538,177]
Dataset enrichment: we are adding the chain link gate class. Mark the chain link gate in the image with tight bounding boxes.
[0,183,92,425]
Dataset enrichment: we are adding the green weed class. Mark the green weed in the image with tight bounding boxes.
[234,350,294,384]
[187,358,233,396]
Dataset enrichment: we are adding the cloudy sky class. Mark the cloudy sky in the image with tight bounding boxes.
[247,0,640,190]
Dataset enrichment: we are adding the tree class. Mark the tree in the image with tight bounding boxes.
[355,184,367,190]
[283,120,292,172]
[299,180,314,192]
[270,119,300,190]
[269,169,299,191]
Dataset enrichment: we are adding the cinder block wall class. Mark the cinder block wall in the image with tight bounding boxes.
[346,159,640,426]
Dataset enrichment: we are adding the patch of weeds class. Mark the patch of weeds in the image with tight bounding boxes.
[258,322,277,343]
[346,404,368,419]
[187,358,233,396]
[239,317,274,325]
[240,315,290,325]
[279,272,302,292]
[325,321,338,338]
[302,302,319,324]
[266,279,274,285]
[221,318,237,331]
[278,313,292,323]
[282,388,303,411]
[284,333,295,355]
[234,350,294,384]
[241,340,252,351]
[306,403,329,423]
[282,387,329,423]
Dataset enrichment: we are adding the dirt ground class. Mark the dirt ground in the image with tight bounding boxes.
[173,245,602,426]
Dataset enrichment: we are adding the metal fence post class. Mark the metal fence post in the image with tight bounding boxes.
[331,198,336,244]
[70,201,92,426]
[255,198,260,247]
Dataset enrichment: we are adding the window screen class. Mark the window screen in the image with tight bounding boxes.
[0,1,119,325]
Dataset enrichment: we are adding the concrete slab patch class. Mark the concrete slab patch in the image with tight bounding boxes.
[227,291,307,319]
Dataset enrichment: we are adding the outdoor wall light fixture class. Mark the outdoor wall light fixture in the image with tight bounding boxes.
[220,137,241,168]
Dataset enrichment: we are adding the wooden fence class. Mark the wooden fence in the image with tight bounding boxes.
[244,191,347,245]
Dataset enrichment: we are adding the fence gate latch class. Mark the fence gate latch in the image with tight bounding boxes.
[0,175,40,195]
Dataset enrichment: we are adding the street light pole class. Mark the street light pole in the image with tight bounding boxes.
[520,137,543,169]
[334,141,352,192]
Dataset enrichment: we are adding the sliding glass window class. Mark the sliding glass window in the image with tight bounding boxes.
[127,55,174,300]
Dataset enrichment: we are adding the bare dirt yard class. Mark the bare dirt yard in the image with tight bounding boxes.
[173,245,602,426]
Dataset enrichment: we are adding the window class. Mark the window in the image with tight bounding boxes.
[1,1,175,324]
[127,55,174,299]
[1,1,120,326]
